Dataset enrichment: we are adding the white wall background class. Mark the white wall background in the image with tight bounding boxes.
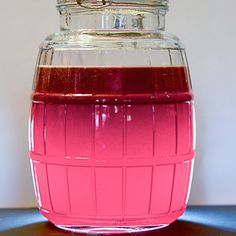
[0,0,235,208]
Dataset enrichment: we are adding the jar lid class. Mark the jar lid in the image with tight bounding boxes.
[57,0,168,9]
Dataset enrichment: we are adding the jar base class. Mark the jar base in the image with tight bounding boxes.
[56,224,168,234]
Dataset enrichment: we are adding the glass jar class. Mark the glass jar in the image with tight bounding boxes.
[29,0,195,233]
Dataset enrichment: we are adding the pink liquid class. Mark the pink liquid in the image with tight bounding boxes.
[30,66,195,231]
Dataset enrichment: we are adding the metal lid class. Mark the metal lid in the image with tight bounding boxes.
[57,0,169,9]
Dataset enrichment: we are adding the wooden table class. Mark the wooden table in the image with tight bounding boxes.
[1,206,236,235]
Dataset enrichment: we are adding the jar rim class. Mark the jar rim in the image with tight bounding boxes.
[57,0,169,9]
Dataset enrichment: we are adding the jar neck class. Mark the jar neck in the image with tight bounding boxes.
[59,6,167,31]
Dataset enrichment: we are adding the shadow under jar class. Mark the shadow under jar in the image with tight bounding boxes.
[29,0,195,233]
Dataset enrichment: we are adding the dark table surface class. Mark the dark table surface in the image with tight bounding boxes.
[0,206,236,236]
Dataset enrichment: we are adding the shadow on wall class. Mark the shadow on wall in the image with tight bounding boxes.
[0,75,36,208]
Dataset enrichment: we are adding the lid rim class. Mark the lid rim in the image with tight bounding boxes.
[57,0,169,8]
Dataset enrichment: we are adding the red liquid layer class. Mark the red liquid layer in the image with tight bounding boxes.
[33,66,192,103]
[30,66,195,231]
